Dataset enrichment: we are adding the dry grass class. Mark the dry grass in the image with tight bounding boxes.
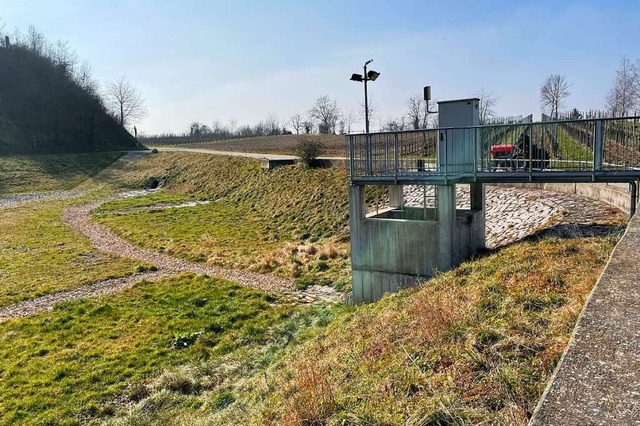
[92,152,354,290]
[242,236,617,425]
[164,134,346,157]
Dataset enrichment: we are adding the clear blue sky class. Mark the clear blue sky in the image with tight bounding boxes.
[2,0,639,133]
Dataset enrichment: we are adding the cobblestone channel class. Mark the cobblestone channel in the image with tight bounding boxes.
[402,185,623,248]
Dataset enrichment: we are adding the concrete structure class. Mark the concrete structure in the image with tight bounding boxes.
[529,212,640,426]
[349,99,486,303]
[504,182,637,215]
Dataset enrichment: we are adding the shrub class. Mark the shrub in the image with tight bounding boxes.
[295,139,324,168]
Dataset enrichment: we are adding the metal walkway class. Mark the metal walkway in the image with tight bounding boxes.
[347,116,640,185]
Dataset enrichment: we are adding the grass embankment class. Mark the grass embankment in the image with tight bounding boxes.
[0,274,339,425]
[0,198,144,308]
[171,133,346,157]
[0,150,622,425]
[0,152,123,194]
[104,235,617,425]
[93,152,354,291]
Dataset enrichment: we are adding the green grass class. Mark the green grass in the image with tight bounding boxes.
[92,152,354,291]
[0,274,335,425]
[0,198,142,308]
[96,235,619,425]
[555,128,592,162]
[0,150,624,426]
[0,152,123,195]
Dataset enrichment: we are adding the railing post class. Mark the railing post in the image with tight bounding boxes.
[594,120,604,172]
[473,128,478,181]
[366,134,372,176]
[349,135,355,180]
[394,133,399,184]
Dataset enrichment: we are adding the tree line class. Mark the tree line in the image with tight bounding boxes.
[0,20,146,130]
[540,57,640,120]
[0,20,145,153]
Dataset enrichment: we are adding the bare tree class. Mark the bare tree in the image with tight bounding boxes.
[606,56,639,117]
[74,61,99,96]
[289,113,304,134]
[105,76,147,127]
[0,20,7,47]
[540,74,571,120]
[358,96,376,130]
[265,114,280,135]
[475,89,498,124]
[26,25,46,55]
[309,95,341,134]
[303,119,314,134]
[383,116,407,131]
[406,95,424,130]
[344,110,357,133]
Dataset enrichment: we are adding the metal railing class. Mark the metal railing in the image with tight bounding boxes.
[347,116,640,184]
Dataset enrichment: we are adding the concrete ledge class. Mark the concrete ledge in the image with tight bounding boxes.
[260,158,347,170]
[529,213,640,425]
[498,182,633,214]
[260,159,296,169]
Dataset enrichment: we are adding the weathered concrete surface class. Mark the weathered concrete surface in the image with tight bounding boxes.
[529,213,640,426]
[505,182,634,215]
[350,185,485,304]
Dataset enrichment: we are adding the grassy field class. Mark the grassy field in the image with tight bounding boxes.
[101,235,617,425]
[154,134,346,157]
[93,152,354,291]
[0,152,123,194]
[0,274,341,425]
[0,150,624,425]
[0,198,144,308]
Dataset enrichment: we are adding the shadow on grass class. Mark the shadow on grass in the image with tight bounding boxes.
[0,151,127,195]
[475,222,626,260]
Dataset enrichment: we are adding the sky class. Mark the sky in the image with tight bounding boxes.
[2,0,640,134]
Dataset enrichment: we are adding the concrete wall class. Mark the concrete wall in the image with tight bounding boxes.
[350,185,485,303]
[453,209,485,266]
[499,182,633,214]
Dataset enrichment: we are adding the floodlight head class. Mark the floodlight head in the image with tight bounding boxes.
[350,73,364,82]
[367,70,380,81]
[423,86,431,101]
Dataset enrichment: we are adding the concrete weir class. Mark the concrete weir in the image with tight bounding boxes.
[349,183,485,303]
[349,98,485,303]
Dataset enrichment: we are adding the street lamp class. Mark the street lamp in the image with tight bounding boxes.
[350,59,380,133]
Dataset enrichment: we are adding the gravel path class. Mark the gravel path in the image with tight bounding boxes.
[0,183,621,321]
[0,272,170,321]
[0,189,84,209]
[61,193,299,294]
[0,190,342,321]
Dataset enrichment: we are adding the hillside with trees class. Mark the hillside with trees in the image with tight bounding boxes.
[0,27,139,154]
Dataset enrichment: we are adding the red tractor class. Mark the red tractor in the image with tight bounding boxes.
[490,133,550,171]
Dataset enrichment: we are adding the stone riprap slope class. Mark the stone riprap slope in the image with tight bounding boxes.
[402,185,622,248]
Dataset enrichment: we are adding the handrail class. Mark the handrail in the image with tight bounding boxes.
[346,116,640,184]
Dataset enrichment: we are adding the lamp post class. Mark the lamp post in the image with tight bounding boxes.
[350,59,380,133]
